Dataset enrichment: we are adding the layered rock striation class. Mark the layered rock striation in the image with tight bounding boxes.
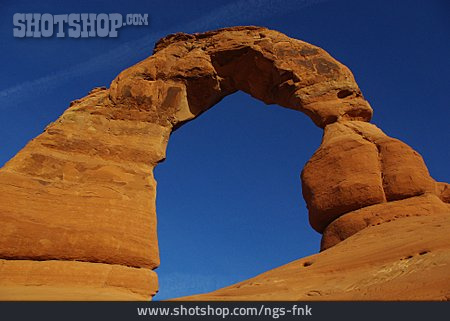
[301,120,448,250]
[0,26,448,300]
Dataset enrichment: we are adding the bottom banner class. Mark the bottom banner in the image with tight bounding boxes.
[0,301,448,321]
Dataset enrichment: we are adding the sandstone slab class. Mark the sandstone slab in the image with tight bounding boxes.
[177,215,450,301]
[321,193,449,250]
[0,259,157,301]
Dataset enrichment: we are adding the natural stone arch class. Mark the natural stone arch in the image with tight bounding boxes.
[0,26,448,300]
[109,26,372,131]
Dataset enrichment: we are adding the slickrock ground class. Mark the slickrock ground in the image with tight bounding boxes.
[0,26,448,300]
[178,215,450,301]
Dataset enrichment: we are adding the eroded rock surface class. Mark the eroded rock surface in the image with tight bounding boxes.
[0,26,448,300]
[0,259,157,301]
[302,121,440,234]
[178,215,450,301]
[112,26,373,129]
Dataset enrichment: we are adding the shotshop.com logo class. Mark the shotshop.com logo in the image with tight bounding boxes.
[13,13,149,38]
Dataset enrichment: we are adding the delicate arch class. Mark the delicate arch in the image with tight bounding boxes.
[109,26,372,130]
[0,27,380,300]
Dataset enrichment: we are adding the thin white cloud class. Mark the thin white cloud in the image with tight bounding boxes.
[0,0,327,106]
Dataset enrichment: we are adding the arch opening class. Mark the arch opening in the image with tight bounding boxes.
[153,91,321,299]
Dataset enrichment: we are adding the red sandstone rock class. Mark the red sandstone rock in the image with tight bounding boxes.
[301,122,385,232]
[437,182,450,203]
[0,259,157,301]
[0,27,371,277]
[177,215,450,301]
[111,26,373,128]
[343,121,436,201]
[321,194,449,250]
[302,121,439,233]
[0,89,164,270]
[0,26,447,301]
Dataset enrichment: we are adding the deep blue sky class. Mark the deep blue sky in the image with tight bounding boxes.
[0,0,449,300]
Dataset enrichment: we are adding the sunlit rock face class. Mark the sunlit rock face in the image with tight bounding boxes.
[302,121,441,236]
[0,26,448,301]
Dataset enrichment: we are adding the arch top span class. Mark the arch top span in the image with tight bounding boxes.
[110,26,372,129]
